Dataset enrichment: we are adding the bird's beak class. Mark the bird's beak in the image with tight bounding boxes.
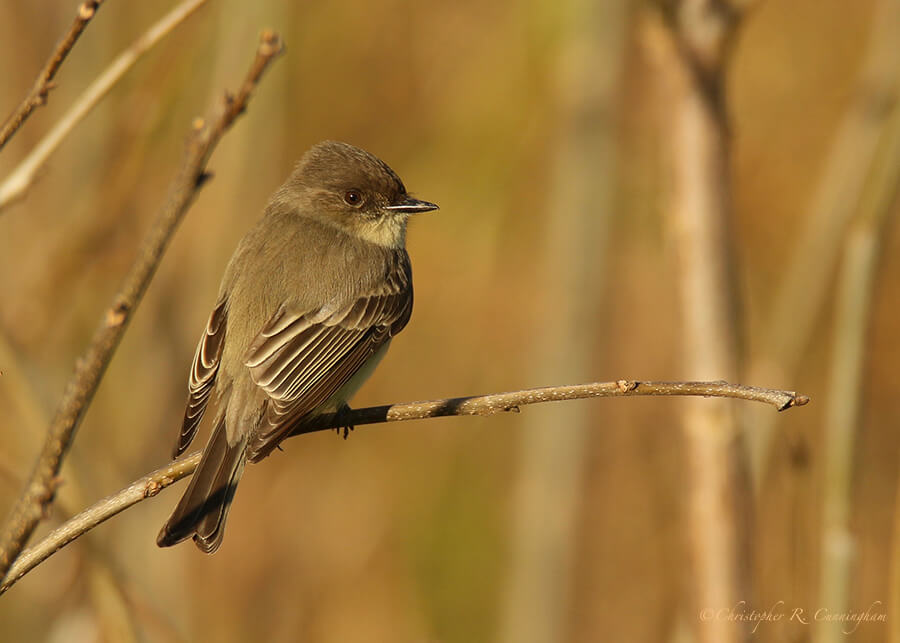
[384,196,439,214]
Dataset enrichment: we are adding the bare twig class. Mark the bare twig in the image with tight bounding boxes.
[0,379,808,595]
[0,0,209,212]
[0,1,104,152]
[291,380,808,434]
[0,30,284,582]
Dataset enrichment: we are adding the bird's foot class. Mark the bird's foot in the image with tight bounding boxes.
[333,403,355,440]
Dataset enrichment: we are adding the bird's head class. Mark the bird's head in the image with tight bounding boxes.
[281,140,438,248]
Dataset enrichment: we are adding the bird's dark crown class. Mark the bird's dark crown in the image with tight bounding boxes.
[293,140,407,206]
[273,141,416,248]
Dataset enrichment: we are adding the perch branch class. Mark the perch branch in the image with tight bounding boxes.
[0,379,808,594]
[0,1,104,151]
[291,379,808,434]
[0,30,284,581]
[0,0,209,212]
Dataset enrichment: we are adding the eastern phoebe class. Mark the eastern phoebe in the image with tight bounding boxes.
[157,141,437,553]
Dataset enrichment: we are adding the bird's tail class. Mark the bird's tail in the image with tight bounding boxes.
[156,416,247,554]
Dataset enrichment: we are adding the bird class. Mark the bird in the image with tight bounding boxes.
[156,141,438,553]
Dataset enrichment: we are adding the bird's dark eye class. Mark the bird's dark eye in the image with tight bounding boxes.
[343,190,363,206]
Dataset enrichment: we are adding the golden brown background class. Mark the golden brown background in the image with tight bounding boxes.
[0,0,898,641]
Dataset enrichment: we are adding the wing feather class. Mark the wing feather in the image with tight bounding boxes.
[174,298,228,458]
[244,260,412,462]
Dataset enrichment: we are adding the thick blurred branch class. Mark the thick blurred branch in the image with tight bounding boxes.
[498,2,625,641]
[891,465,900,643]
[0,31,284,582]
[651,0,750,640]
[0,1,103,152]
[0,0,209,212]
[0,378,808,595]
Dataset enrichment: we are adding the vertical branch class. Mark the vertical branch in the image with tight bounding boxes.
[654,1,749,641]
[816,90,900,643]
[497,1,627,641]
[0,31,283,581]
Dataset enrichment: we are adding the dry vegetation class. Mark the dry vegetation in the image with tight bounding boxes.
[0,0,897,642]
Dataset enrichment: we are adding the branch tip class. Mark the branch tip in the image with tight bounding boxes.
[791,395,810,408]
[78,2,98,20]
[259,29,283,55]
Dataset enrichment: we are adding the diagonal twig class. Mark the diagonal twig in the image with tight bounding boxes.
[0,1,104,152]
[0,30,284,582]
[0,378,808,595]
[0,0,209,212]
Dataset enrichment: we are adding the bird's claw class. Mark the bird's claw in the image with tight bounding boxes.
[333,403,355,440]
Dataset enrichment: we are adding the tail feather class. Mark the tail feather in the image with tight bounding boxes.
[157,416,247,554]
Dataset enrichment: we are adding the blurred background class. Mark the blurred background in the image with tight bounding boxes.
[0,0,898,641]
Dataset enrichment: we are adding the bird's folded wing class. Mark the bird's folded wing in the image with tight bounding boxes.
[175,297,228,457]
[244,279,412,461]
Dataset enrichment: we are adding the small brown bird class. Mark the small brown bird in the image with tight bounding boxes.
[157,141,437,553]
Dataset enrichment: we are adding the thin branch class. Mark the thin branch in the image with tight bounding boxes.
[744,0,900,484]
[0,379,808,595]
[0,1,104,152]
[816,77,900,643]
[0,455,200,596]
[763,0,900,366]
[0,0,209,212]
[0,327,155,637]
[0,30,284,582]
[292,380,808,435]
